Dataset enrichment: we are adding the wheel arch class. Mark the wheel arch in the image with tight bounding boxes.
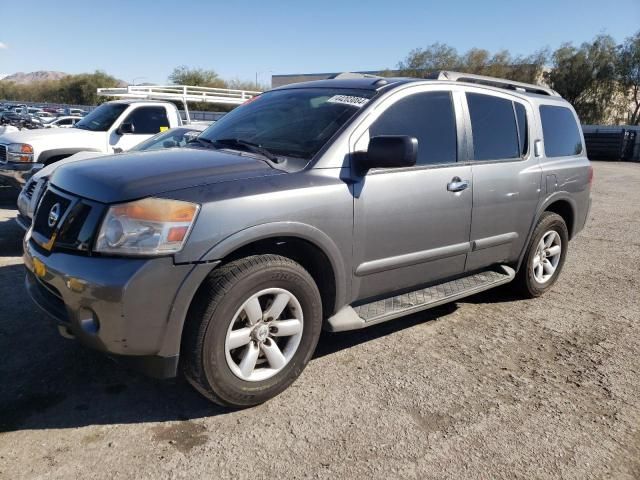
[39,148,101,165]
[515,193,577,271]
[198,222,347,314]
[159,223,348,359]
[542,196,576,239]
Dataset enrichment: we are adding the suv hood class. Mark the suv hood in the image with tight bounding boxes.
[50,148,283,203]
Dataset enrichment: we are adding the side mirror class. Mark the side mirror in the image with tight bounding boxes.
[357,135,418,173]
[117,122,134,135]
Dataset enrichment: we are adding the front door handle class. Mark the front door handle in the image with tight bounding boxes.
[447,177,470,192]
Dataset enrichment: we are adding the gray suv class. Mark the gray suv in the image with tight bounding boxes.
[23,72,592,407]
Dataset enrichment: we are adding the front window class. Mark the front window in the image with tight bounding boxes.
[199,88,376,159]
[75,103,128,132]
[369,91,458,166]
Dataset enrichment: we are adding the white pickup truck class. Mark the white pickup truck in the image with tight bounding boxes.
[0,99,183,188]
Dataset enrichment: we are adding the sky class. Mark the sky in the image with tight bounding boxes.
[1,0,639,86]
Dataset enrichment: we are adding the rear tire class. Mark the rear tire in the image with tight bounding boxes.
[513,212,569,298]
[182,255,322,407]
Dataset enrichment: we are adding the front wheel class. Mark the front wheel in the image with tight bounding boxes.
[182,255,322,407]
[513,212,569,298]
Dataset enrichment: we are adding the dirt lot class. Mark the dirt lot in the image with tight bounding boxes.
[0,161,639,480]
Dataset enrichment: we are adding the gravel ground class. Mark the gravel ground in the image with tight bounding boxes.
[0,161,639,480]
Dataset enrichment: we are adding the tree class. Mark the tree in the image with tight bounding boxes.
[58,71,121,105]
[545,35,618,124]
[397,42,460,77]
[0,70,120,105]
[397,43,546,84]
[616,31,640,125]
[168,65,225,87]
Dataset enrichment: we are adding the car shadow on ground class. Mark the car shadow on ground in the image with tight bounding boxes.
[0,262,459,433]
[0,196,521,433]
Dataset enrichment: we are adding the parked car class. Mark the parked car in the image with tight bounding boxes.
[0,99,184,188]
[16,125,208,229]
[23,72,591,408]
[42,115,83,128]
[54,107,87,116]
[0,111,44,130]
[35,111,56,119]
[68,108,87,116]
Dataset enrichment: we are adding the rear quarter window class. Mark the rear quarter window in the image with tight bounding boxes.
[540,105,583,157]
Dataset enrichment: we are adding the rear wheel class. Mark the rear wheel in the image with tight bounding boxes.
[182,255,322,407]
[514,212,569,297]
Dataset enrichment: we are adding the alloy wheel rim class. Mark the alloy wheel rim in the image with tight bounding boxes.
[532,230,562,284]
[224,288,303,382]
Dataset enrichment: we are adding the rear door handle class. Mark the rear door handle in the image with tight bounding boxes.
[447,177,470,192]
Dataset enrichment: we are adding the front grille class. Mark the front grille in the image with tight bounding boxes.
[56,202,93,250]
[33,189,72,241]
[30,179,48,216]
[0,144,6,162]
[30,186,104,254]
[24,180,37,200]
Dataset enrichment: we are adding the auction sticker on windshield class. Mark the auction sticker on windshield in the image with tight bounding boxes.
[326,95,370,108]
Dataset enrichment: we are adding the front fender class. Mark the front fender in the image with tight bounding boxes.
[157,222,349,358]
[198,221,348,309]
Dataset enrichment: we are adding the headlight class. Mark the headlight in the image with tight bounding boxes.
[7,143,34,162]
[95,197,199,256]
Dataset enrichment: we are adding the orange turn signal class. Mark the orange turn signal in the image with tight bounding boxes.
[167,226,189,242]
[112,198,198,222]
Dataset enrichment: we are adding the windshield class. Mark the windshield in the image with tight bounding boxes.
[198,88,376,160]
[75,103,128,132]
[131,128,199,152]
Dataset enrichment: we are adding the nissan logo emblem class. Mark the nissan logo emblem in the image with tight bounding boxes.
[48,203,61,228]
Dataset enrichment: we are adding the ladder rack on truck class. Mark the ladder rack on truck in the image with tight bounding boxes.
[96,85,262,123]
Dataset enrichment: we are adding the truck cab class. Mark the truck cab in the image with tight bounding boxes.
[0,99,182,188]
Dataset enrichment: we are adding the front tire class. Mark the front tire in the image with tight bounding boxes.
[182,255,322,407]
[514,212,569,298]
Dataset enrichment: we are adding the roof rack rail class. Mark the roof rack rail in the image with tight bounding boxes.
[426,71,559,97]
[330,72,383,80]
[97,84,262,122]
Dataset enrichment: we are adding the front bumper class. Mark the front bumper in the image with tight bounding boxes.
[23,237,208,378]
[0,161,42,189]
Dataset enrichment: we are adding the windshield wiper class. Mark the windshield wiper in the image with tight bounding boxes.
[189,137,216,148]
[212,138,280,162]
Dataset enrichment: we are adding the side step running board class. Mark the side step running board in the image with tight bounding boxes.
[326,266,515,332]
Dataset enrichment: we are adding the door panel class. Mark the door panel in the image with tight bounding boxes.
[350,87,473,301]
[466,161,541,271]
[353,165,472,300]
[463,90,542,271]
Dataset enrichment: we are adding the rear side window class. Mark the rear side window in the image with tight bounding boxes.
[124,106,170,135]
[369,91,457,165]
[540,105,583,157]
[467,93,521,161]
